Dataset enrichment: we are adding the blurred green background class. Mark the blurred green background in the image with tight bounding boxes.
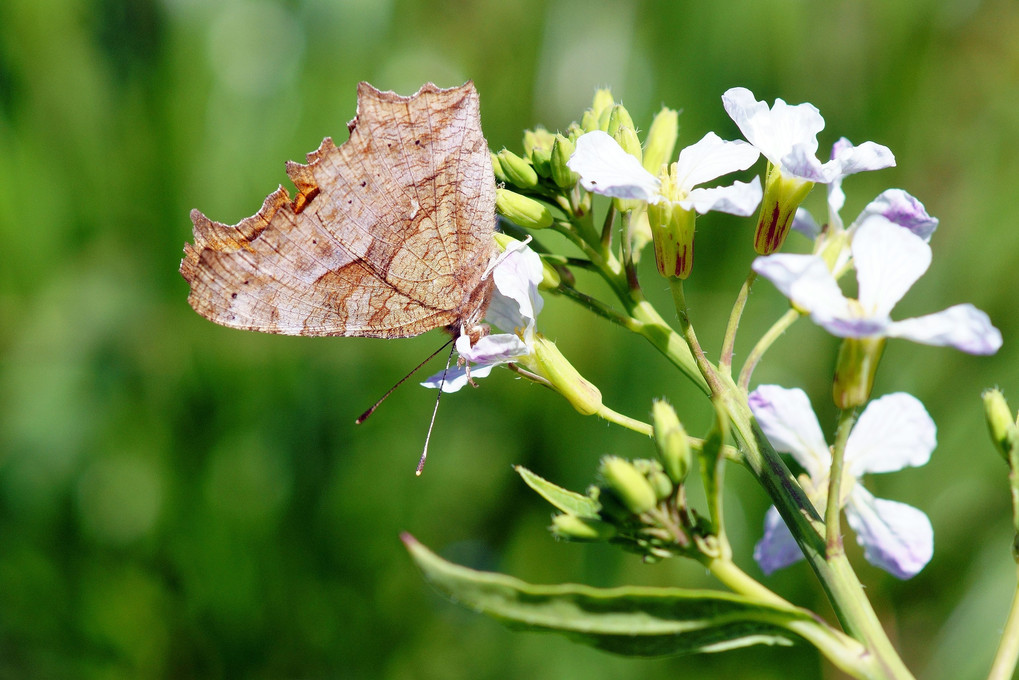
[2,0,1019,677]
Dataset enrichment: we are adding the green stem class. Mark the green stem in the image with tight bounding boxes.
[620,211,641,293]
[704,557,879,680]
[738,308,802,391]
[988,563,1019,680]
[826,408,858,556]
[595,404,653,437]
[718,378,915,680]
[720,270,757,378]
[669,278,722,394]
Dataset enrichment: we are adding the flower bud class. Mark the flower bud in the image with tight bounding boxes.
[983,388,1017,462]
[614,126,643,164]
[642,107,678,175]
[495,188,553,229]
[492,151,510,184]
[523,127,555,178]
[590,88,615,120]
[551,514,617,541]
[599,456,658,515]
[652,400,691,484]
[606,104,635,139]
[832,336,887,409]
[531,336,603,415]
[550,134,579,189]
[496,149,539,190]
[754,167,814,254]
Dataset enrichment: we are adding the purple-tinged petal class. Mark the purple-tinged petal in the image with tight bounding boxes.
[778,145,830,182]
[420,364,496,393]
[812,314,890,338]
[887,304,1003,355]
[752,253,851,319]
[673,132,760,189]
[845,393,936,476]
[457,332,528,365]
[830,138,896,177]
[845,486,933,579]
[749,385,830,475]
[754,506,806,574]
[567,131,661,202]
[852,220,931,318]
[854,189,938,242]
[682,177,762,216]
[791,207,821,238]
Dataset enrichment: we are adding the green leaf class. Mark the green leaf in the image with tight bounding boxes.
[403,534,813,657]
[514,465,600,518]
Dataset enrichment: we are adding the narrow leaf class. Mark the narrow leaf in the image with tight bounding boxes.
[515,465,600,518]
[403,534,813,657]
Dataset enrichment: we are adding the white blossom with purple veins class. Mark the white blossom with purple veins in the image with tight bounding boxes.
[421,245,544,392]
[566,130,762,215]
[749,385,936,579]
[721,88,896,184]
[752,219,1003,354]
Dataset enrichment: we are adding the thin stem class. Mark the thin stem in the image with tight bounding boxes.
[600,203,617,249]
[595,404,653,436]
[558,284,639,330]
[738,308,802,391]
[826,408,858,556]
[669,278,722,393]
[988,563,1019,680]
[720,269,757,378]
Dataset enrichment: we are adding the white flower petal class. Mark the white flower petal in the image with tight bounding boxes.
[853,189,938,242]
[420,363,496,393]
[845,393,936,476]
[567,131,661,202]
[845,486,933,579]
[458,332,529,365]
[490,247,544,326]
[887,304,1003,355]
[682,177,762,216]
[752,253,851,319]
[722,87,824,170]
[852,219,931,317]
[779,145,832,182]
[754,505,805,574]
[830,138,896,177]
[749,385,830,476]
[673,132,760,189]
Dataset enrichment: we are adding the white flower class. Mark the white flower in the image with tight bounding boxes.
[421,245,544,392]
[566,130,762,215]
[722,88,895,184]
[752,219,1002,354]
[749,385,936,579]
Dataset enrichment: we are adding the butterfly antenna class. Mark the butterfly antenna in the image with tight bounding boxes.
[355,337,455,425]
[416,340,458,476]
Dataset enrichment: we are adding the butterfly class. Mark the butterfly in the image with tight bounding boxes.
[180,81,497,347]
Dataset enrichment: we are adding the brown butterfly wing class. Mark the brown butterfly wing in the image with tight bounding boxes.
[180,81,496,338]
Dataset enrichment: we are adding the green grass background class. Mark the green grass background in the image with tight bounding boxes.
[2,0,1019,677]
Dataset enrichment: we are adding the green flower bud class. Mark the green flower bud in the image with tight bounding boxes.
[600,456,658,515]
[652,399,691,484]
[492,151,510,184]
[642,107,678,175]
[581,109,601,134]
[523,128,555,178]
[551,514,617,541]
[495,188,553,229]
[832,336,887,409]
[606,104,635,139]
[983,388,1017,462]
[647,469,674,502]
[614,126,643,163]
[531,336,603,415]
[496,149,539,189]
[550,134,579,189]
[754,166,814,254]
[591,88,615,119]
